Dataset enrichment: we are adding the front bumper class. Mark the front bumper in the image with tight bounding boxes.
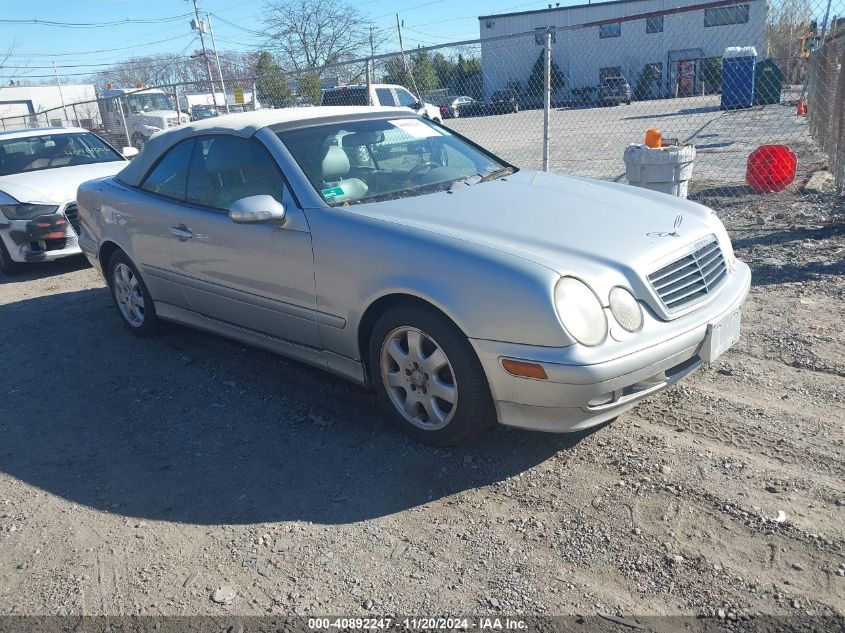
[470,262,751,433]
[2,212,82,263]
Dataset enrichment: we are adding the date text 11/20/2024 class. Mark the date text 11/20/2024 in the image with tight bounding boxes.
[307,617,528,630]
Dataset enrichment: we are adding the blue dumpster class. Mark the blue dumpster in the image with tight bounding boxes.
[721,46,757,110]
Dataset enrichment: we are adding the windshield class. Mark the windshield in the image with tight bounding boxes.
[278,117,510,206]
[0,132,123,176]
[126,92,174,113]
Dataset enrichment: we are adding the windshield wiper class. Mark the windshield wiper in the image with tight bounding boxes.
[447,174,483,190]
[479,166,515,182]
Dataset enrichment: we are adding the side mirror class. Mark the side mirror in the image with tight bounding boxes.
[229,195,286,225]
[122,146,139,159]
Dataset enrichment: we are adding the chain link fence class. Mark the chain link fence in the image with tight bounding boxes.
[2,0,844,200]
[808,27,845,193]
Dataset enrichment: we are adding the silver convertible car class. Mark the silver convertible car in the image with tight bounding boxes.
[77,107,750,445]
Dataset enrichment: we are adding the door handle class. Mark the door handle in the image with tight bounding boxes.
[170,224,193,240]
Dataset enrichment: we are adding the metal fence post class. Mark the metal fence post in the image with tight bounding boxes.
[117,97,132,147]
[543,29,552,172]
[174,85,182,121]
[366,57,373,106]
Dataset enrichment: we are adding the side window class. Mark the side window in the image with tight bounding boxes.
[185,135,285,211]
[395,88,418,107]
[140,139,194,200]
[375,88,396,106]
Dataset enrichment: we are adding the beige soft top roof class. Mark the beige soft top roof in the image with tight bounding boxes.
[117,106,411,186]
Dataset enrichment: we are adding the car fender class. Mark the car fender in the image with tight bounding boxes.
[305,207,573,361]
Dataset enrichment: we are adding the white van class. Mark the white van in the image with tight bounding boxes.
[321,84,442,122]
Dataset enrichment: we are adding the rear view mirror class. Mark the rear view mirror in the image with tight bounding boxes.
[229,195,286,224]
[122,146,139,159]
[342,131,384,147]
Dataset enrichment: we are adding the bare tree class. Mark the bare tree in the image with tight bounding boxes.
[262,0,382,72]
[91,50,258,90]
[1,41,19,85]
[766,0,813,61]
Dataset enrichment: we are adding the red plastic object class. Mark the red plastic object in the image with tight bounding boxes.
[746,145,797,193]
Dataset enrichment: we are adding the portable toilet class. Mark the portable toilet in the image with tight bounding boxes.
[754,58,783,105]
[721,47,757,110]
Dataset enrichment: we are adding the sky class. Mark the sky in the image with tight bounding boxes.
[0,0,562,84]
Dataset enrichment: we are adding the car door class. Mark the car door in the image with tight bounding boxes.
[130,137,195,307]
[168,133,321,348]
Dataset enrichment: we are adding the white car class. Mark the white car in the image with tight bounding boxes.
[321,84,442,122]
[0,127,135,274]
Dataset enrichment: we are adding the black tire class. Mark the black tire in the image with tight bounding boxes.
[107,250,161,336]
[0,239,24,275]
[368,304,496,446]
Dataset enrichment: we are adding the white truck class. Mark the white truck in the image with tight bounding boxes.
[97,88,190,150]
[321,84,442,122]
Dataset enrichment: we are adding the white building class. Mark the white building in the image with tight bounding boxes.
[478,0,767,101]
[0,84,99,128]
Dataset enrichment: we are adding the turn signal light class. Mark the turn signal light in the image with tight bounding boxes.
[501,359,548,380]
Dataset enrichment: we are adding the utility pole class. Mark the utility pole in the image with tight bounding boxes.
[366,25,375,105]
[189,0,219,108]
[396,14,422,104]
[52,60,70,126]
[206,12,230,113]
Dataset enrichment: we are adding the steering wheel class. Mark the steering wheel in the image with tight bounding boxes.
[408,161,439,177]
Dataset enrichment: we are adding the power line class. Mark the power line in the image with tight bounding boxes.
[0,15,193,28]
[4,33,195,59]
[212,13,264,36]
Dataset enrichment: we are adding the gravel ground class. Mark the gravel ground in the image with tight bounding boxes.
[0,187,843,624]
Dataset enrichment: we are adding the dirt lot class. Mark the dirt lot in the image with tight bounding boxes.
[0,188,843,624]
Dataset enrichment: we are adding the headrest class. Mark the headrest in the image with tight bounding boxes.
[205,139,256,173]
[321,145,350,180]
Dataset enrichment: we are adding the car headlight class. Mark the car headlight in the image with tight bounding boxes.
[608,287,643,333]
[0,203,59,220]
[554,277,607,346]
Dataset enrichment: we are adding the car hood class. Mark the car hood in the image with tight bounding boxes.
[354,169,720,284]
[0,162,126,205]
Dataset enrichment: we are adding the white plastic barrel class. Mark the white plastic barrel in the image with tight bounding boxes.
[623,144,696,198]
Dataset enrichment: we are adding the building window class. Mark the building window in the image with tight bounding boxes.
[599,23,621,39]
[599,67,623,81]
[704,4,749,27]
[646,16,663,33]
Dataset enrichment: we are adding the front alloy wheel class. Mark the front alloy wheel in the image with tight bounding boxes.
[380,326,457,431]
[369,304,495,445]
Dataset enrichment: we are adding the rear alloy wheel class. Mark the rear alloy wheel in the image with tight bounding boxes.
[370,305,495,445]
[0,239,24,275]
[108,251,160,336]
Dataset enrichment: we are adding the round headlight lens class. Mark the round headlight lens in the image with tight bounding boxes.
[608,287,643,333]
[554,277,607,346]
